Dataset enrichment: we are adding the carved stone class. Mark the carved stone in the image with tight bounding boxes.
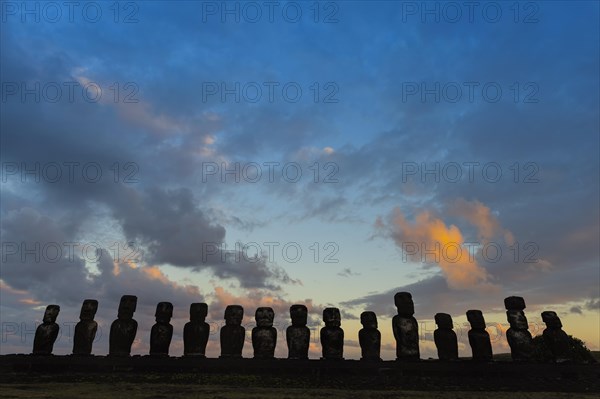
[220,305,245,358]
[434,313,458,361]
[541,311,572,362]
[359,311,381,361]
[505,296,532,361]
[320,307,344,360]
[73,299,98,355]
[184,303,210,357]
[150,302,173,356]
[466,309,493,361]
[286,304,310,360]
[32,305,60,355]
[109,295,138,356]
[252,307,277,359]
[392,292,420,360]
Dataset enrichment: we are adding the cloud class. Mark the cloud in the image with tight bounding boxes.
[377,204,501,291]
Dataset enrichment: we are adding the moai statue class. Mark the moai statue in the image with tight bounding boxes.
[286,304,310,360]
[109,295,138,356]
[466,310,493,362]
[392,292,420,360]
[183,303,210,357]
[220,305,245,358]
[320,307,344,360]
[504,296,533,361]
[32,305,60,355]
[434,313,458,361]
[359,311,381,361]
[150,302,173,356]
[73,299,98,355]
[252,307,277,359]
[541,311,572,362]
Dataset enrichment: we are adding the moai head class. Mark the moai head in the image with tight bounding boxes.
[190,303,208,322]
[79,299,98,321]
[541,311,562,329]
[255,307,275,328]
[506,310,529,330]
[155,302,173,323]
[117,295,137,320]
[435,313,453,329]
[360,311,378,329]
[394,292,415,316]
[504,296,526,311]
[290,304,308,326]
[43,305,60,324]
[466,310,486,329]
[323,308,341,328]
[224,305,244,326]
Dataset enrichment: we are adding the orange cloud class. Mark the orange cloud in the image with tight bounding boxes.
[384,200,501,290]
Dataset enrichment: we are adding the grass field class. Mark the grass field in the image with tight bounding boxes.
[1,384,599,399]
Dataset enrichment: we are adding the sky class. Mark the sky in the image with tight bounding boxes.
[0,1,598,360]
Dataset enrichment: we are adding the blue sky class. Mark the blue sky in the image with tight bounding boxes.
[1,1,598,359]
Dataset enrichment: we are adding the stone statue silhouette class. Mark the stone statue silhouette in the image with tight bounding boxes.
[252,307,277,359]
[150,302,173,356]
[73,299,98,355]
[109,295,138,356]
[359,311,381,361]
[220,305,245,358]
[183,303,210,357]
[33,305,60,355]
[320,307,344,360]
[392,292,419,360]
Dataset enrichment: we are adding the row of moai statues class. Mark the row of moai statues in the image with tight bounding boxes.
[32,293,573,362]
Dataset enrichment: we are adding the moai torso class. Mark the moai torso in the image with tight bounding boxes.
[220,305,245,358]
[541,311,572,362]
[359,311,381,361]
[320,307,344,360]
[73,299,98,355]
[466,310,493,361]
[433,313,458,361]
[286,305,310,359]
[505,296,533,362]
[184,303,210,357]
[392,292,420,360]
[33,305,60,355]
[150,302,173,356]
[252,307,277,359]
[109,295,138,356]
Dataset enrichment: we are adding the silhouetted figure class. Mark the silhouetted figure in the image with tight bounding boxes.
[184,303,210,357]
[541,311,572,362]
[392,292,419,360]
[33,305,60,355]
[73,299,98,355]
[434,313,458,361]
[286,304,310,359]
[109,295,138,356]
[150,302,173,356]
[220,305,245,358]
[504,296,532,362]
[466,309,493,362]
[320,307,344,360]
[252,307,277,359]
[359,311,381,361]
